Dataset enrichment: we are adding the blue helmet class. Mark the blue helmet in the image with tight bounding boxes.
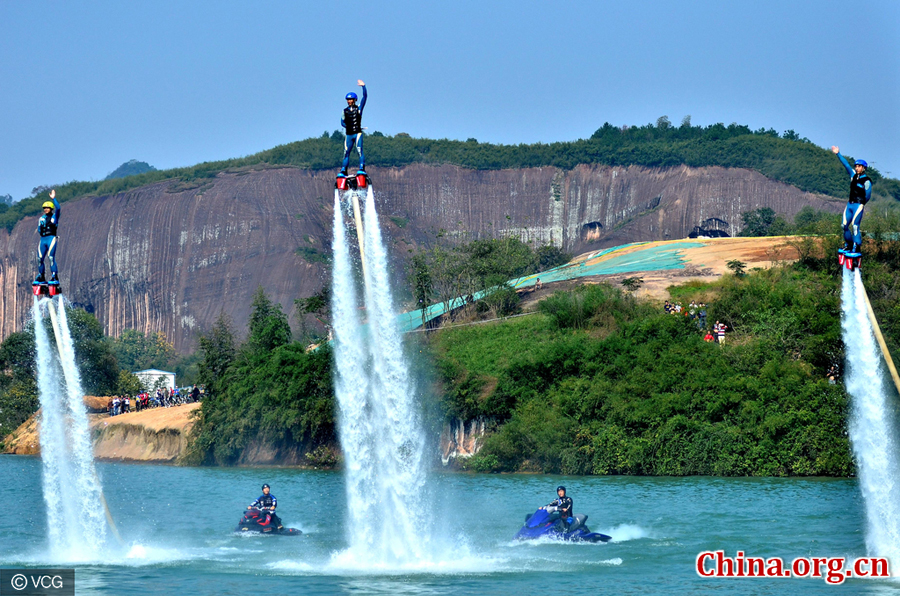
[346,92,358,101]
[855,159,868,168]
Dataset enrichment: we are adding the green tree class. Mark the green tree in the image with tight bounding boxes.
[726,260,747,277]
[60,306,119,395]
[536,245,572,270]
[409,253,434,327]
[197,313,237,396]
[621,277,644,291]
[113,329,176,372]
[739,208,791,237]
[433,268,851,476]
[247,288,292,354]
[295,287,331,342]
[117,369,144,394]
[0,382,38,437]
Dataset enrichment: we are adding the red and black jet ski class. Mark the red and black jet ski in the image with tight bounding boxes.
[235,508,301,536]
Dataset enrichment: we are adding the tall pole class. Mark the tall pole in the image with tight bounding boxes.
[351,191,369,287]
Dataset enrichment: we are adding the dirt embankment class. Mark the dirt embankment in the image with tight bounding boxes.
[2,401,199,463]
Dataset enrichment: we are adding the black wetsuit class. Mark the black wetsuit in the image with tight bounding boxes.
[548,495,573,528]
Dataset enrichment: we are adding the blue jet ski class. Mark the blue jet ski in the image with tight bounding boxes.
[514,506,611,543]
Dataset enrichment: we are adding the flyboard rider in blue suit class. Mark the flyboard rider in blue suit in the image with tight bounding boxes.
[36,189,61,283]
[831,145,872,255]
[339,80,367,177]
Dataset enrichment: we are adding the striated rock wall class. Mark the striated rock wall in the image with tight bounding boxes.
[0,164,841,351]
[440,417,490,465]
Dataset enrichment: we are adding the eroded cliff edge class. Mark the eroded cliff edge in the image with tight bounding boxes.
[0,163,840,350]
[2,402,199,462]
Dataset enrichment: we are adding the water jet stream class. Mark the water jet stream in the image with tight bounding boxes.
[32,297,110,559]
[330,186,431,566]
[842,269,900,570]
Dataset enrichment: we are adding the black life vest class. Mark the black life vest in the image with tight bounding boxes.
[255,494,275,508]
[849,172,871,204]
[344,105,362,135]
[38,213,57,237]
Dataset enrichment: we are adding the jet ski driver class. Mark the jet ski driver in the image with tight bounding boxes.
[248,483,282,529]
[541,485,574,530]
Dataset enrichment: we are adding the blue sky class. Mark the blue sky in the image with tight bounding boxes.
[1,0,898,199]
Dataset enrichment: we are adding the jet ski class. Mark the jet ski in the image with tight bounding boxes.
[514,506,611,543]
[235,508,301,536]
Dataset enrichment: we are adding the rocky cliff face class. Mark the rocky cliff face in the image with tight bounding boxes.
[440,417,490,465]
[0,164,841,350]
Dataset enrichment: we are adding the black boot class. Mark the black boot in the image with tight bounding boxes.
[35,273,45,283]
[50,273,58,282]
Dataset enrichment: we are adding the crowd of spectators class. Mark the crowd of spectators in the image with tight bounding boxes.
[107,385,203,417]
[664,300,728,344]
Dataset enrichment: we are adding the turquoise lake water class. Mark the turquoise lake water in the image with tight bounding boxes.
[0,456,894,594]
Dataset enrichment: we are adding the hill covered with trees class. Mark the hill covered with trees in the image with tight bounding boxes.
[6,119,898,232]
[104,159,157,180]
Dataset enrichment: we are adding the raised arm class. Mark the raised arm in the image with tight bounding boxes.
[832,146,854,177]
[50,189,60,223]
[358,80,367,112]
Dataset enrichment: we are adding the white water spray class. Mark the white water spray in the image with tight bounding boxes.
[330,186,432,567]
[32,297,107,559]
[841,269,900,568]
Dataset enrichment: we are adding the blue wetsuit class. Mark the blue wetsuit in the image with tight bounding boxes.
[36,196,61,280]
[837,153,872,253]
[341,85,367,173]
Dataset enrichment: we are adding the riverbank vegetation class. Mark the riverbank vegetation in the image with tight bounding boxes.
[431,265,851,476]
[185,290,335,465]
[0,308,200,442]
[185,257,854,476]
[0,307,119,438]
